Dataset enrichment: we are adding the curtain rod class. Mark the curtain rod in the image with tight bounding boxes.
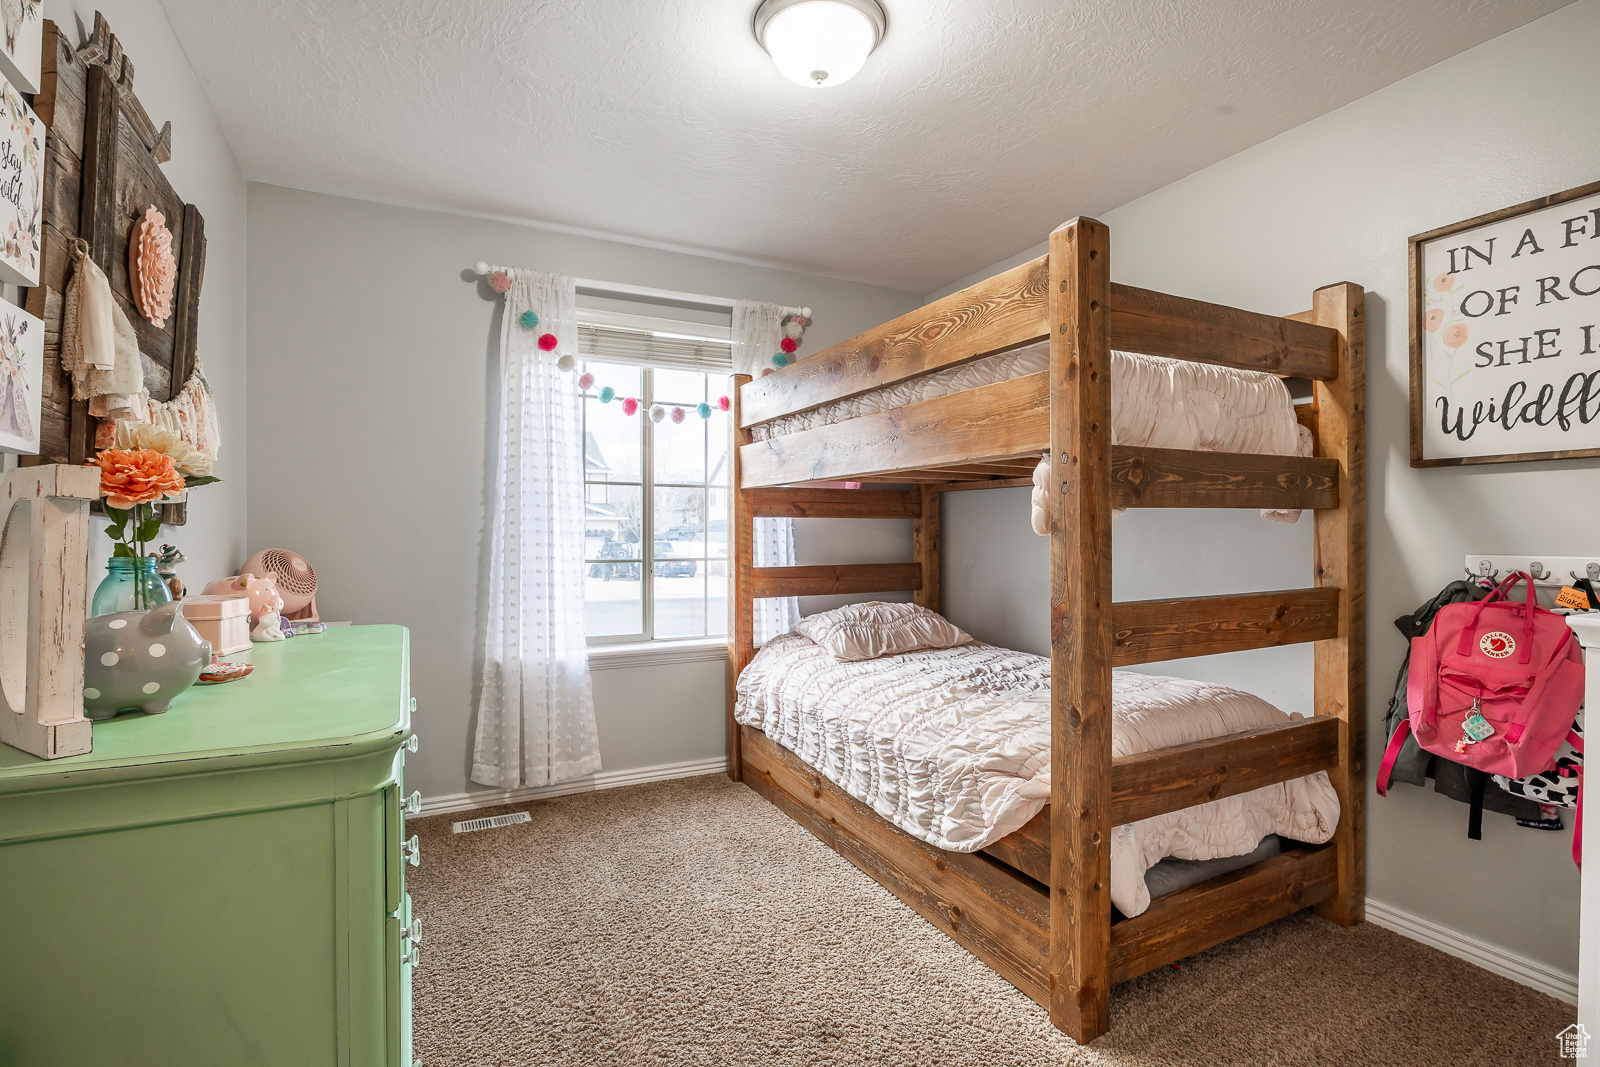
[471,262,809,320]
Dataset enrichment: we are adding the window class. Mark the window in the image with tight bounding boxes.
[579,307,731,644]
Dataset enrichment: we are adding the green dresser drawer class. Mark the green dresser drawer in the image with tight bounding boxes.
[0,625,414,1067]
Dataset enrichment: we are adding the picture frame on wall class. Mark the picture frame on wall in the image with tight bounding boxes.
[0,73,40,289]
[1410,178,1600,467]
[0,301,43,454]
[0,1,42,94]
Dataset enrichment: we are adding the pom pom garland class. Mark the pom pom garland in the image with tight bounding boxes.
[771,352,789,368]
[599,386,615,403]
[556,354,576,372]
[538,333,559,352]
[489,271,511,294]
[718,396,730,411]
[649,404,667,424]
[780,336,797,354]
[577,372,595,391]
[621,397,639,416]
[670,406,686,424]
[761,367,775,376]
[696,402,712,419]
[519,310,539,329]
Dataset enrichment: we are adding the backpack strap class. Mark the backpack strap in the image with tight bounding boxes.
[1465,768,1488,840]
[1377,718,1412,798]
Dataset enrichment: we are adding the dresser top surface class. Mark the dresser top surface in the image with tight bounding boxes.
[0,624,410,783]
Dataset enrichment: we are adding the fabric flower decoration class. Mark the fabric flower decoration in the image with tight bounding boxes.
[538,333,558,352]
[718,396,730,411]
[600,386,615,403]
[115,420,212,477]
[670,407,686,424]
[490,271,511,294]
[520,310,539,329]
[622,397,639,416]
[91,447,186,508]
[649,405,666,423]
[578,372,595,390]
[780,337,797,354]
[696,402,712,419]
[128,206,177,329]
[772,352,789,368]
[557,354,576,372]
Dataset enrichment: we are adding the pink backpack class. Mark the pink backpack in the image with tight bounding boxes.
[1378,572,1585,864]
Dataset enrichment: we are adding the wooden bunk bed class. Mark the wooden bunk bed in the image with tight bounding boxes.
[724,217,1365,1044]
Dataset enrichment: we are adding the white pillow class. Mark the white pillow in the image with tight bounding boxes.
[793,601,971,662]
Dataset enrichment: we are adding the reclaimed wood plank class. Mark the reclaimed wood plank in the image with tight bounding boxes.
[1109,717,1340,825]
[1109,285,1339,380]
[1310,283,1367,926]
[1108,846,1336,983]
[1111,446,1338,510]
[745,487,919,519]
[1111,587,1341,665]
[750,563,921,599]
[1047,216,1114,1044]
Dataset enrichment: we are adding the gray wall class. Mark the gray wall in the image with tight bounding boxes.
[40,0,249,590]
[244,184,919,805]
[934,0,1598,975]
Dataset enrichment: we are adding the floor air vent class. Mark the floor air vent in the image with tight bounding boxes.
[452,811,532,834]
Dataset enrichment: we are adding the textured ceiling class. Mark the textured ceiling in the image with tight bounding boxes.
[159,0,1570,292]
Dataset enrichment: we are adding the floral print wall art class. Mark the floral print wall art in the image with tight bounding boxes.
[0,73,40,288]
[0,0,40,94]
[0,302,42,453]
[1411,179,1600,466]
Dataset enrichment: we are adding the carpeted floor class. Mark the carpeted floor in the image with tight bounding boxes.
[408,774,1573,1066]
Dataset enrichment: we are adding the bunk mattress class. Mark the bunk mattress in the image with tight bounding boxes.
[734,632,1339,917]
[750,343,1307,456]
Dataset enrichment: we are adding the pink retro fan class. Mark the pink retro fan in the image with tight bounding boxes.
[242,548,319,621]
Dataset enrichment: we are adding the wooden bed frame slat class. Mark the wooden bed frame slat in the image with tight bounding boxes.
[740,726,1052,1006]
[1111,587,1341,665]
[750,563,922,599]
[1107,845,1336,983]
[746,487,921,519]
[1110,446,1338,510]
[737,264,1341,431]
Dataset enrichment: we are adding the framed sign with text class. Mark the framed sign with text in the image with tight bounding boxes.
[1410,179,1600,466]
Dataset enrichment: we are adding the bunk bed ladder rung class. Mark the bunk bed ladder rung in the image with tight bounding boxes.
[749,563,922,600]
[1111,587,1341,665]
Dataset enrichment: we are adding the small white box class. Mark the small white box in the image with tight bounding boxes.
[181,594,252,656]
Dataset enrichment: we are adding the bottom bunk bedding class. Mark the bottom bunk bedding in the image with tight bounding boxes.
[734,633,1339,917]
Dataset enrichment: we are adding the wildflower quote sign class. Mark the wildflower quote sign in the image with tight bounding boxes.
[1411,180,1600,466]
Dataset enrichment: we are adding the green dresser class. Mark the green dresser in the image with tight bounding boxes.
[0,625,418,1067]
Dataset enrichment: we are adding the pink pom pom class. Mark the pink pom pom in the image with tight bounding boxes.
[621,397,639,416]
[489,271,510,293]
[577,372,595,390]
[780,337,797,354]
[670,406,686,424]
[538,333,558,352]
[761,367,775,376]
[718,396,730,411]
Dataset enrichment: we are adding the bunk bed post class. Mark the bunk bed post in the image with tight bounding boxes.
[1309,283,1366,926]
[727,373,756,782]
[1047,217,1114,1044]
[912,485,941,613]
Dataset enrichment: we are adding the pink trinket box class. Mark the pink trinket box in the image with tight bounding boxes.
[180,594,253,656]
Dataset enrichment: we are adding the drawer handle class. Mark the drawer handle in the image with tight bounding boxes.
[409,696,417,713]
[405,791,422,815]
[403,940,420,968]
[408,916,423,944]
[406,734,419,753]
[404,835,420,867]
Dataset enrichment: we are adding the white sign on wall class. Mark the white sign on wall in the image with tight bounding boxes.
[1411,180,1600,466]
[0,1,42,94]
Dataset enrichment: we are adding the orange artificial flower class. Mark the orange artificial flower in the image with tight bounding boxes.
[1442,323,1470,349]
[1425,308,1445,331]
[91,447,186,508]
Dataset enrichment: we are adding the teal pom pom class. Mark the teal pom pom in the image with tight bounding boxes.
[519,310,539,329]
[599,386,615,403]
[771,352,789,368]
[696,402,712,419]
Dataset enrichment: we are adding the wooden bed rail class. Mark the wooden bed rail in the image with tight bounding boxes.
[746,487,920,519]
[1111,587,1340,665]
[738,259,1342,430]
[750,563,922,599]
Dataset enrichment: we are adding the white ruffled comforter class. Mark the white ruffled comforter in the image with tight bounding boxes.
[734,634,1339,917]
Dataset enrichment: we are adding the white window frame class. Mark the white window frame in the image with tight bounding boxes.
[579,307,732,651]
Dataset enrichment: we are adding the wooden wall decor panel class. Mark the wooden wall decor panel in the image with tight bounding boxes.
[22,16,207,527]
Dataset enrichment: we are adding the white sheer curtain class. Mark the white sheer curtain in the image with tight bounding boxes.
[732,300,801,644]
[472,269,602,788]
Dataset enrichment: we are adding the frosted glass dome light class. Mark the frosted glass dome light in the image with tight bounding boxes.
[754,0,886,89]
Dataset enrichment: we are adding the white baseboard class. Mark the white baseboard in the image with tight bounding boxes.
[414,756,726,818]
[1365,898,1577,1004]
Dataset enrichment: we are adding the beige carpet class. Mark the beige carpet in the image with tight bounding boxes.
[408,774,1573,1066]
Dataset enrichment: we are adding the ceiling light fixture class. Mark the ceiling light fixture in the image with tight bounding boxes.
[754,0,886,89]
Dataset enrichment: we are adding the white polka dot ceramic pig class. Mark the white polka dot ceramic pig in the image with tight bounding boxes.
[83,600,212,720]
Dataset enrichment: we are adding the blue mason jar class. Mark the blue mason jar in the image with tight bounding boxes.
[91,556,174,616]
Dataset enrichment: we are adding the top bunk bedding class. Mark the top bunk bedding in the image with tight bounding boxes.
[734,632,1339,917]
[749,343,1311,460]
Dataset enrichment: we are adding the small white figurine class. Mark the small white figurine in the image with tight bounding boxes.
[251,608,286,642]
